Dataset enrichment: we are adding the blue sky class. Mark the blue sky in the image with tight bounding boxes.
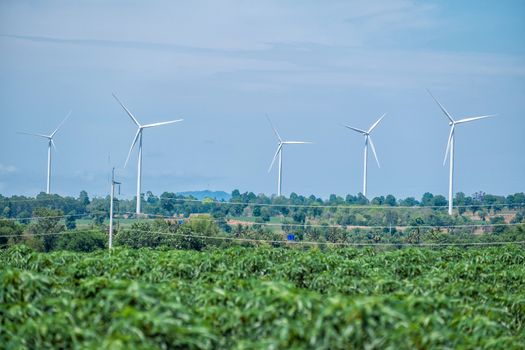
[0,0,524,199]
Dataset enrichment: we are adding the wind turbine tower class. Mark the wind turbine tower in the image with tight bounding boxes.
[113,94,183,214]
[18,111,71,194]
[343,113,386,197]
[427,90,495,215]
[267,116,311,197]
[109,167,121,250]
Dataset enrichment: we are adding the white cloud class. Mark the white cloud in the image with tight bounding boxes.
[0,164,17,175]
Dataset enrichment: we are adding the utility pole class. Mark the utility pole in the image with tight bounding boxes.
[109,167,121,250]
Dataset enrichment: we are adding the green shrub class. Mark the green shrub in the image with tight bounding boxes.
[56,230,106,252]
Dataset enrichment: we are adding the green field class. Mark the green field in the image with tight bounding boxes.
[1,245,524,349]
[75,217,143,229]
[228,216,284,223]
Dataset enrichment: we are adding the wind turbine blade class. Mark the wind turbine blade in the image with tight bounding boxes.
[343,125,367,134]
[17,131,50,139]
[50,110,72,137]
[443,125,454,166]
[124,129,141,168]
[454,115,496,124]
[368,113,387,134]
[112,93,141,127]
[427,89,454,123]
[266,114,282,142]
[282,141,312,144]
[368,136,380,168]
[142,119,183,128]
[268,143,282,173]
[51,139,57,152]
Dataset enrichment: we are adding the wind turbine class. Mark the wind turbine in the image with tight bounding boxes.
[113,93,183,214]
[427,90,495,215]
[343,113,386,197]
[267,116,311,197]
[18,111,71,194]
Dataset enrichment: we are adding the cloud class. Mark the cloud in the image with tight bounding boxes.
[0,164,17,175]
[0,34,248,55]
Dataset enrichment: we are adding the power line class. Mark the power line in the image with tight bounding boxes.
[1,209,522,230]
[1,212,106,222]
[117,228,525,247]
[122,211,525,230]
[1,228,523,248]
[0,229,99,238]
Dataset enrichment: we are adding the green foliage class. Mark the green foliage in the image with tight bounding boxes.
[490,216,506,234]
[114,220,179,249]
[65,210,77,230]
[114,216,229,251]
[2,191,524,234]
[56,230,106,252]
[26,208,65,252]
[0,245,524,349]
[0,219,24,246]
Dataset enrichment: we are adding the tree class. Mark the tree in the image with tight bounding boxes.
[65,210,77,230]
[115,220,179,249]
[478,209,489,222]
[385,195,397,206]
[17,210,31,225]
[345,195,356,204]
[432,195,448,207]
[231,189,241,199]
[490,216,506,234]
[0,219,24,247]
[407,217,425,244]
[455,192,467,215]
[399,197,419,207]
[356,193,369,205]
[78,190,90,206]
[509,192,525,209]
[371,196,385,205]
[27,208,65,252]
[57,230,106,252]
[292,210,306,224]
[421,192,434,206]
[146,191,158,205]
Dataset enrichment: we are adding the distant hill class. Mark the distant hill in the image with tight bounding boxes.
[177,190,231,201]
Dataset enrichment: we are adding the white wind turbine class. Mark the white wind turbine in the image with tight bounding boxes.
[267,116,311,197]
[18,111,71,194]
[113,93,183,214]
[343,113,386,197]
[427,90,496,215]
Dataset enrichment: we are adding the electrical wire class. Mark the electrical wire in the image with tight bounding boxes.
[1,212,106,222]
[0,229,99,238]
[113,228,525,247]
[1,228,523,248]
[1,209,523,230]
[120,211,525,230]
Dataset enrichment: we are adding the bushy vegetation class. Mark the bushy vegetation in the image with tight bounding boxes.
[2,211,525,254]
[1,245,524,349]
[1,190,524,231]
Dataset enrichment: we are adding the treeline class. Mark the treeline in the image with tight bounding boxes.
[1,190,524,229]
[2,213,525,254]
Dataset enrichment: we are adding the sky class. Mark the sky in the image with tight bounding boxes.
[0,0,524,200]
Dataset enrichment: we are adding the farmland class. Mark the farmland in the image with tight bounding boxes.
[2,245,524,349]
